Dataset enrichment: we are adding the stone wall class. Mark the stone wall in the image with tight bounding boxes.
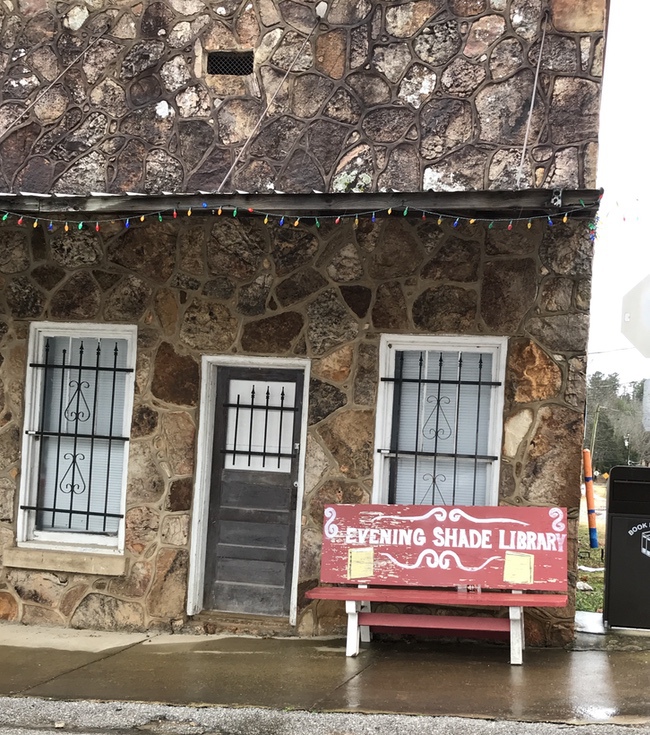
[0,0,605,194]
[0,214,590,643]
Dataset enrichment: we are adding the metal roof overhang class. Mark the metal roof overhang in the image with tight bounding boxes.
[0,188,602,221]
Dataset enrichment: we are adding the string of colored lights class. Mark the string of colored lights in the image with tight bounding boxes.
[0,203,599,240]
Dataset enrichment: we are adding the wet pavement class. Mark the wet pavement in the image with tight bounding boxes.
[1,619,650,725]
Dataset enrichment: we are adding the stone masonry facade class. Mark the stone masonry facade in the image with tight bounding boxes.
[0,0,605,194]
[0,214,591,645]
[0,0,605,646]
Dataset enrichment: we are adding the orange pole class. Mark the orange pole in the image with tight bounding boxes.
[583,449,598,548]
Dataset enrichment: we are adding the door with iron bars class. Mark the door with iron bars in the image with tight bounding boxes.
[203,366,304,616]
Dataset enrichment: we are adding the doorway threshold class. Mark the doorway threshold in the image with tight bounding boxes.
[184,611,297,637]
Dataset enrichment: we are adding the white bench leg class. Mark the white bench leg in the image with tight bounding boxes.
[345,600,361,657]
[360,600,371,643]
[509,606,524,665]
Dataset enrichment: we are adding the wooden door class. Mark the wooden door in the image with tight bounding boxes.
[203,366,304,617]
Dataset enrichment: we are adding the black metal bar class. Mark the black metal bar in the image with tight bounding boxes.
[473,355,484,504]
[247,385,255,467]
[452,353,463,501]
[221,449,296,459]
[413,352,424,504]
[222,401,297,412]
[33,339,50,529]
[66,341,85,527]
[27,430,129,441]
[30,362,133,373]
[48,344,68,530]
[429,353,444,503]
[378,449,497,461]
[85,342,101,531]
[102,343,119,533]
[20,504,123,519]
[277,387,285,469]
[388,351,404,504]
[381,376,501,387]
[262,386,270,468]
[231,393,240,466]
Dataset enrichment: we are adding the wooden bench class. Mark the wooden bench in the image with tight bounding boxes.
[305,504,568,664]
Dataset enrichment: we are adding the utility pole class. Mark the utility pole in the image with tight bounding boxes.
[590,404,621,465]
[590,404,603,457]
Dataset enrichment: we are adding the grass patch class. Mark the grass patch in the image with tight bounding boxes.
[576,512,605,613]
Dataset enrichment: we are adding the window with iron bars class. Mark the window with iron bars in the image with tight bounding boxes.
[18,324,137,550]
[374,336,507,507]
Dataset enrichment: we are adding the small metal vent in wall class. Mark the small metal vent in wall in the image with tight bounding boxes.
[207,51,254,76]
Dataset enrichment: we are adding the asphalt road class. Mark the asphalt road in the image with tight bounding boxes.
[2,698,650,735]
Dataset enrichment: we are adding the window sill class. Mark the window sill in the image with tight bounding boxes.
[3,547,126,576]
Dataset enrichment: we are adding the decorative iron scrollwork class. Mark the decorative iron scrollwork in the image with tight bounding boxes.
[64,380,91,422]
[422,394,452,441]
[422,472,447,504]
[59,452,87,495]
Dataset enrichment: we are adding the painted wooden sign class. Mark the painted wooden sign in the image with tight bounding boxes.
[320,505,567,591]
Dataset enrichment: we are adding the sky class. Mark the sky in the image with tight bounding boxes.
[587,2,650,387]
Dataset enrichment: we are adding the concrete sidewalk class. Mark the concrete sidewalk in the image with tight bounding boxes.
[1,617,650,725]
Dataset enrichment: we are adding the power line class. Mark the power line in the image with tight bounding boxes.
[587,347,638,355]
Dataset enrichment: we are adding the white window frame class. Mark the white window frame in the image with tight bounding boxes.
[17,322,137,554]
[372,334,508,506]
